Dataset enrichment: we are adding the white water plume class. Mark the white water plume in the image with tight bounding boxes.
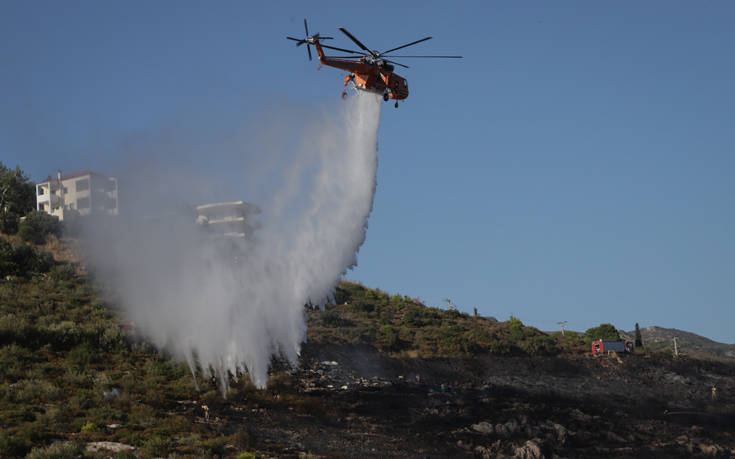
[82,91,382,392]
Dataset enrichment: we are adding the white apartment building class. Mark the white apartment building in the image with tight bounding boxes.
[36,170,118,221]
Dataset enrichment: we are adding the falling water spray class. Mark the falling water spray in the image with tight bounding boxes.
[82,91,383,393]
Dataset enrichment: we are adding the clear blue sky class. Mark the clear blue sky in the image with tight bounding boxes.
[2,1,734,343]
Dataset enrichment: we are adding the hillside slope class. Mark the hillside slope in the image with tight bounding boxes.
[621,326,735,361]
[1,237,734,457]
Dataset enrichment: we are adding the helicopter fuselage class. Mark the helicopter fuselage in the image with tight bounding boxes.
[316,43,409,101]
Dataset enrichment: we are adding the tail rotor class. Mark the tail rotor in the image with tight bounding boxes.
[286,19,333,61]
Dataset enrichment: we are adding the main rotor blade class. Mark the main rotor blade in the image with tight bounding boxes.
[381,55,463,58]
[320,43,365,55]
[304,18,309,37]
[286,36,305,46]
[382,36,432,54]
[307,44,312,61]
[384,60,409,69]
[339,27,370,52]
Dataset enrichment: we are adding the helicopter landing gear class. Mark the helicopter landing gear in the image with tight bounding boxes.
[383,92,389,102]
[394,101,399,108]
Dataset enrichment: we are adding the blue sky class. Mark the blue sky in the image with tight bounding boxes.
[2,1,734,343]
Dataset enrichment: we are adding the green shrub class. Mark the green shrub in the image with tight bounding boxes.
[0,239,54,277]
[377,325,398,348]
[321,309,348,327]
[80,421,98,433]
[350,299,374,313]
[142,435,171,458]
[48,264,74,283]
[18,211,62,245]
[518,333,558,356]
[26,440,85,459]
[68,343,101,371]
[403,308,442,327]
[0,431,31,457]
[508,316,525,340]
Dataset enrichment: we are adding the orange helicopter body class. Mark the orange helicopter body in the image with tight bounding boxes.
[286,20,460,107]
[314,42,409,101]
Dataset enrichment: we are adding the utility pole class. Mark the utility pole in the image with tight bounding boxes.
[557,321,567,336]
[672,337,679,358]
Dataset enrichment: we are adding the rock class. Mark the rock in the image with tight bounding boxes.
[86,442,135,453]
[698,443,724,456]
[513,440,543,459]
[472,421,494,435]
[474,445,494,458]
[102,388,121,400]
[570,408,591,422]
[505,418,520,436]
[550,423,567,444]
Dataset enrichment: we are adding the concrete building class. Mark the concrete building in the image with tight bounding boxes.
[195,201,261,238]
[36,170,118,221]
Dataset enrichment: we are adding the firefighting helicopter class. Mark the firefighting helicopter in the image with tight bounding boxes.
[286,20,462,108]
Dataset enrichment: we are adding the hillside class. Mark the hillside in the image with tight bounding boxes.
[620,326,735,361]
[1,236,735,457]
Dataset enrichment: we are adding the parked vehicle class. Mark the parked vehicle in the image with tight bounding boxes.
[592,339,634,356]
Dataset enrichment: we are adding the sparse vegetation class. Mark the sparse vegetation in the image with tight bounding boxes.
[308,283,562,357]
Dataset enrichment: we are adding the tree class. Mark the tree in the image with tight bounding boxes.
[584,323,620,341]
[634,322,643,347]
[0,162,35,234]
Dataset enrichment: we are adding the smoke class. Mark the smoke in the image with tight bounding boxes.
[81,91,382,392]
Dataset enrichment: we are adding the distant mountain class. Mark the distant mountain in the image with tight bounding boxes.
[620,326,735,361]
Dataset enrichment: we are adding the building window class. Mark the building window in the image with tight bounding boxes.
[38,187,45,196]
[39,203,45,211]
[76,178,89,191]
[77,197,90,209]
[62,186,68,194]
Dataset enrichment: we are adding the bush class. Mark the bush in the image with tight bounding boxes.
[377,325,398,348]
[350,299,374,313]
[0,431,31,457]
[26,441,86,459]
[321,309,346,327]
[142,435,172,458]
[68,343,101,371]
[0,239,54,277]
[48,264,74,282]
[17,211,62,245]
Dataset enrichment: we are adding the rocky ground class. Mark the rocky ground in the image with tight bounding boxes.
[172,343,735,458]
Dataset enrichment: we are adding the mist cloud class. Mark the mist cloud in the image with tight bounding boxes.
[81,92,382,392]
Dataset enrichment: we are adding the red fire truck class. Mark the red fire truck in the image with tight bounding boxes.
[591,339,634,356]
